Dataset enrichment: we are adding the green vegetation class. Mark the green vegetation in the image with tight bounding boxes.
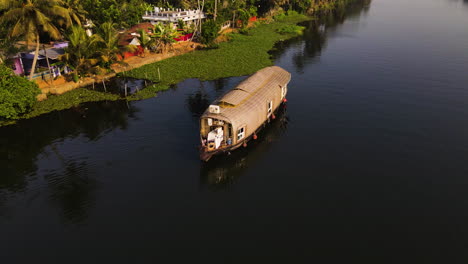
[200,20,221,45]
[0,0,76,79]
[60,25,104,75]
[152,22,181,54]
[277,24,306,35]
[0,0,362,126]
[80,0,148,28]
[0,64,41,120]
[123,13,310,100]
[26,88,120,116]
[0,88,121,127]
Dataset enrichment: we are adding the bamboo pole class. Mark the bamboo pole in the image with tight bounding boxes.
[102,79,107,92]
[214,0,217,21]
[43,44,54,88]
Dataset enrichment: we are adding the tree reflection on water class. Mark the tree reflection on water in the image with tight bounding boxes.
[200,106,289,190]
[0,100,139,223]
[270,0,372,72]
[186,78,232,119]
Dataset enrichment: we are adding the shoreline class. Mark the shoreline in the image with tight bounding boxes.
[35,41,202,98]
[1,15,312,127]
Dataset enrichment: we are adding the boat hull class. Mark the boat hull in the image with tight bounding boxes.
[199,102,286,161]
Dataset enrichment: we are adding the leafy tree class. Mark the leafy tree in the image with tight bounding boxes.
[96,22,125,67]
[61,0,87,26]
[200,19,220,44]
[177,19,186,31]
[0,0,74,79]
[152,22,180,54]
[81,0,119,26]
[148,0,196,9]
[0,64,40,119]
[236,8,250,28]
[81,0,147,28]
[121,0,147,27]
[59,25,102,75]
[0,34,23,66]
[136,28,156,56]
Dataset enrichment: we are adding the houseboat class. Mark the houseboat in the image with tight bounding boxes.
[199,66,291,161]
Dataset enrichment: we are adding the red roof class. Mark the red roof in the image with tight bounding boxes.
[118,22,154,46]
[127,22,154,34]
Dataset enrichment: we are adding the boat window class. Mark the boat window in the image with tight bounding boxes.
[267,100,273,117]
[237,126,245,141]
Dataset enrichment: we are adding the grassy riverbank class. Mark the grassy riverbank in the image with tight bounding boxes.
[0,89,121,127]
[124,14,311,99]
[0,14,310,127]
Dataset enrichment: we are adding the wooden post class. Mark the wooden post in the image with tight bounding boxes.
[124,83,128,97]
[214,0,217,21]
[233,11,236,29]
[43,44,54,88]
[92,80,95,90]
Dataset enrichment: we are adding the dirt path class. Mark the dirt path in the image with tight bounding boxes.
[35,41,202,100]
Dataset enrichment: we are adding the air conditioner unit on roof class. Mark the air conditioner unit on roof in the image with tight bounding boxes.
[209,105,220,114]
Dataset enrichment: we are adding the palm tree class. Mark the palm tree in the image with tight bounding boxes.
[0,35,23,66]
[59,25,101,75]
[0,0,74,79]
[97,22,123,67]
[61,0,87,26]
[136,28,155,57]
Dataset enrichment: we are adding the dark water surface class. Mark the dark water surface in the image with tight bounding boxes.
[2,0,468,262]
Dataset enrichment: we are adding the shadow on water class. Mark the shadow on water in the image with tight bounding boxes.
[185,77,244,119]
[0,100,139,223]
[186,90,211,118]
[269,0,372,72]
[90,77,152,96]
[450,0,468,6]
[43,156,98,224]
[199,106,289,190]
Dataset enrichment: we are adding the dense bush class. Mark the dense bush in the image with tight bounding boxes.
[201,20,221,45]
[0,64,41,119]
[277,24,306,35]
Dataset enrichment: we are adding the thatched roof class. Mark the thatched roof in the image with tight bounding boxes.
[202,66,291,142]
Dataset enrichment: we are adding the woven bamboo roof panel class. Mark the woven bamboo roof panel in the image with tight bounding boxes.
[201,66,291,144]
[217,66,288,107]
[219,89,250,106]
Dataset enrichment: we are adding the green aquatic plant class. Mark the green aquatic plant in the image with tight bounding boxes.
[124,13,310,86]
[0,88,121,127]
[276,24,306,35]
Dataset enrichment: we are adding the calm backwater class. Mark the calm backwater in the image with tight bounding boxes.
[2,0,468,262]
